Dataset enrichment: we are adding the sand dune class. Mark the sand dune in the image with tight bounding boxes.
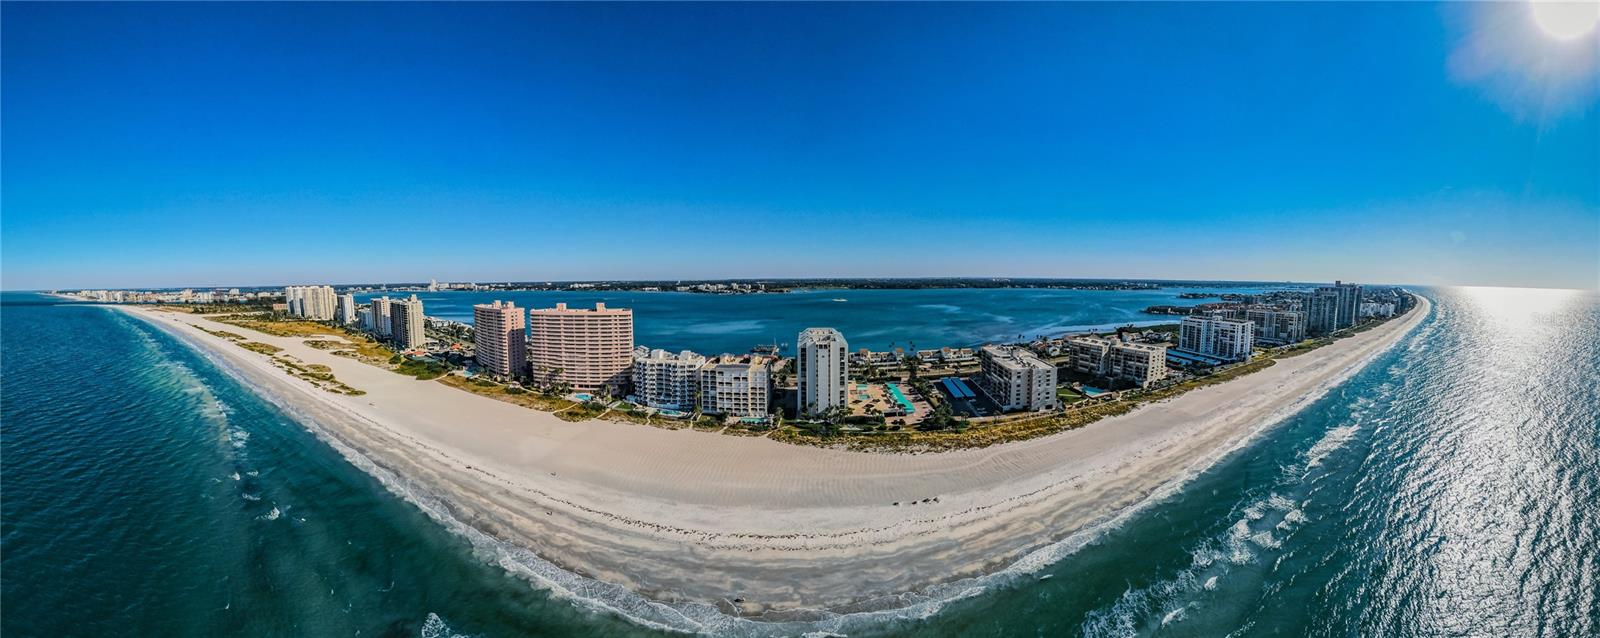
[121,296,1428,621]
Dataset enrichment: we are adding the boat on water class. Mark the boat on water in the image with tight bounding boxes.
[832,298,847,302]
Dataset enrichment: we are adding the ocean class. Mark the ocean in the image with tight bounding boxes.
[2,287,1596,637]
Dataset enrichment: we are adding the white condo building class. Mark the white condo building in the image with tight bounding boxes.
[473,300,527,378]
[1178,315,1255,362]
[631,347,706,410]
[796,327,849,417]
[1065,336,1169,388]
[699,355,775,418]
[391,294,426,351]
[975,345,1058,412]
[283,285,337,321]
[1333,281,1363,330]
[1246,308,1306,346]
[370,296,393,336]
[337,293,357,325]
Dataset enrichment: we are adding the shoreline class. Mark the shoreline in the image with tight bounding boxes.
[115,295,1430,631]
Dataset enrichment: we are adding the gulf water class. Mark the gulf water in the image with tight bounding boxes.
[3,287,1596,636]
[352,285,1280,355]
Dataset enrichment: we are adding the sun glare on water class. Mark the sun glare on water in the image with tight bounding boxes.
[1530,0,1600,41]
[1457,285,1582,327]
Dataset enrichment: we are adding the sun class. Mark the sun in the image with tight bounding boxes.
[1530,0,1600,41]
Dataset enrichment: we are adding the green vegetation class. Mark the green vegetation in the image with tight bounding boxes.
[1138,323,1181,338]
[555,399,608,422]
[394,357,449,380]
[210,313,393,362]
[155,301,276,315]
[195,326,247,340]
[774,356,1280,452]
[436,375,577,412]
[238,341,282,355]
[270,357,364,395]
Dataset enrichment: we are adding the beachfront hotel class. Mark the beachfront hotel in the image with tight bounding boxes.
[528,302,634,394]
[796,328,849,417]
[631,347,706,411]
[1065,336,1170,388]
[472,300,526,378]
[337,293,357,325]
[1246,308,1307,346]
[283,285,337,321]
[1305,281,1363,336]
[1178,315,1255,362]
[975,345,1059,412]
[699,354,775,418]
[369,296,393,336]
[1332,281,1363,330]
[391,294,426,351]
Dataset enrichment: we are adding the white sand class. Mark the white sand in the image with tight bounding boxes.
[120,296,1428,620]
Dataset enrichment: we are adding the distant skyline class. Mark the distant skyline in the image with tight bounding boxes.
[3,3,1597,291]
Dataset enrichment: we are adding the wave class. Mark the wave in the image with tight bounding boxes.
[420,612,475,638]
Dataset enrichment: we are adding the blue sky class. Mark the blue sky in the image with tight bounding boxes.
[3,3,1596,290]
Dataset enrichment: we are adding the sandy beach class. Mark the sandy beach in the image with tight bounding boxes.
[118,296,1428,628]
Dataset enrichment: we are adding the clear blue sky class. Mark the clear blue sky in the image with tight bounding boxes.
[3,2,1596,290]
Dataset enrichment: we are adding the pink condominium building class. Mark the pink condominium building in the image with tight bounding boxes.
[472,300,526,378]
[528,302,634,393]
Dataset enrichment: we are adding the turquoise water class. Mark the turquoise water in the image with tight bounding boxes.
[355,286,1276,355]
[4,287,1598,636]
[886,383,915,414]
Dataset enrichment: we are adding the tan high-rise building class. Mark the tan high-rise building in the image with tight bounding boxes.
[391,294,426,352]
[473,300,526,378]
[528,302,634,393]
[370,296,392,336]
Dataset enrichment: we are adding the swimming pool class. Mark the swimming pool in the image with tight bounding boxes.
[886,382,916,414]
[1080,386,1109,397]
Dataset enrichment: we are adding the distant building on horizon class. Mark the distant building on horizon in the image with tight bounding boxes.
[796,327,849,417]
[975,344,1058,412]
[1178,315,1254,362]
[473,300,526,378]
[529,302,634,394]
[391,294,426,351]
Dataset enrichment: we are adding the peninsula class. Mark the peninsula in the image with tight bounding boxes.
[112,292,1427,626]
